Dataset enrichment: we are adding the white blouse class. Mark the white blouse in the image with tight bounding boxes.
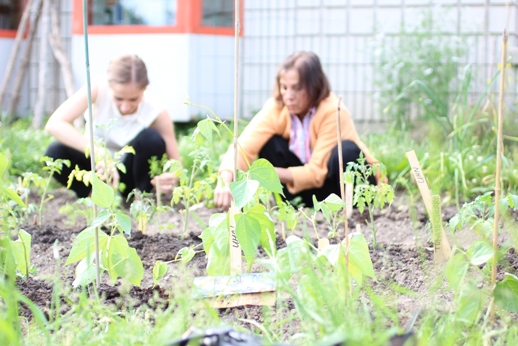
[84,78,166,153]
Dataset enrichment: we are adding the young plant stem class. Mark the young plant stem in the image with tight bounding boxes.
[490,28,507,325]
[369,205,377,248]
[181,164,199,237]
[83,0,100,289]
[335,96,349,270]
[156,180,161,207]
[39,167,54,225]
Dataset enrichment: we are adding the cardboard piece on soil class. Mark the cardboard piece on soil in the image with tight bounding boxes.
[193,206,277,307]
[193,273,277,308]
[406,150,451,261]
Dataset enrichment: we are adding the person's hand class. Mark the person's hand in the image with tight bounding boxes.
[96,161,120,189]
[151,172,179,194]
[214,170,234,210]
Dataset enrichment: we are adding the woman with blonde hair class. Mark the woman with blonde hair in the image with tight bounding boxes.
[45,54,180,198]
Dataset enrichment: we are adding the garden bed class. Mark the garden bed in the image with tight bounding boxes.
[16,188,518,334]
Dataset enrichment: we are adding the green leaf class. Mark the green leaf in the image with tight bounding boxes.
[347,233,375,281]
[494,273,518,313]
[212,213,229,255]
[229,179,259,209]
[91,174,115,209]
[235,211,262,264]
[206,244,230,276]
[153,261,168,286]
[73,257,101,287]
[445,252,468,290]
[456,285,484,325]
[115,212,131,235]
[66,228,109,265]
[467,240,494,266]
[319,244,341,266]
[3,187,25,207]
[195,118,219,144]
[108,234,144,286]
[11,229,32,276]
[249,159,284,195]
[178,247,196,263]
[246,204,276,256]
[276,236,304,279]
[323,193,346,211]
[0,152,7,176]
[90,209,111,229]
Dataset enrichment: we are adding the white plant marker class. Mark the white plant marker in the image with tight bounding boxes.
[406,150,451,261]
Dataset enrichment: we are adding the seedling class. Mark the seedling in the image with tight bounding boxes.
[346,156,394,248]
[0,152,32,280]
[66,174,144,287]
[128,190,155,234]
[39,156,70,225]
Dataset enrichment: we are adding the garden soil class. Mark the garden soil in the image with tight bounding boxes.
[16,189,518,332]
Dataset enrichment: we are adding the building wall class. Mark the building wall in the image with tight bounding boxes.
[70,33,235,121]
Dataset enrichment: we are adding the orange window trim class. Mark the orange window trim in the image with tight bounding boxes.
[0,30,17,38]
[72,0,243,36]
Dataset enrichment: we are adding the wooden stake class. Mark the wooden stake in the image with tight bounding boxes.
[229,0,242,277]
[490,28,508,325]
[406,150,451,260]
[5,0,44,117]
[430,195,446,262]
[48,0,76,99]
[32,0,50,129]
[0,0,33,109]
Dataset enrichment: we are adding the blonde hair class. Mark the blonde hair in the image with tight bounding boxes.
[107,54,149,89]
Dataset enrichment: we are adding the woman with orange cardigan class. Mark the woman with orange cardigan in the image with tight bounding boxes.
[215,51,380,209]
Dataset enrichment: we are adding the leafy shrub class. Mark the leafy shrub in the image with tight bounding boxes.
[0,119,52,177]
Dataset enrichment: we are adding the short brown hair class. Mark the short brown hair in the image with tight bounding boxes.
[273,51,331,108]
[107,54,149,89]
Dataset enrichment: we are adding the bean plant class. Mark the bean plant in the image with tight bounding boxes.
[66,174,144,286]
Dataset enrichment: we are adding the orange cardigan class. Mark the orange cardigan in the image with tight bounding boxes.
[219,93,379,194]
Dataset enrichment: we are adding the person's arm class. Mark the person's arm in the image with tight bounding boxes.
[149,110,180,161]
[275,167,293,185]
[149,110,181,194]
[45,83,99,152]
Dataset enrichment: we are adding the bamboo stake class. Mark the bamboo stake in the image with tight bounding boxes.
[32,0,50,129]
[5,0,44,117]
[82,0,100,288]
[0,0,33,109]
[229,0,242,275]
[490,28,507,325]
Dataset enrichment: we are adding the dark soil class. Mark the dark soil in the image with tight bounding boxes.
[13,189,518,328]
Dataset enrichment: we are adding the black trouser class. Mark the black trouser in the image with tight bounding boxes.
[258,135,376,207]
[45,128,166,198]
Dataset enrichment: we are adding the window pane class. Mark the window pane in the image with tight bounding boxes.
[91,0,177,26]
[202,0,234,27]
[0,0,21,30]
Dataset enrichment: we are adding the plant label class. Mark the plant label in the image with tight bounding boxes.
[406,150,451,261]
[229,206,242,275]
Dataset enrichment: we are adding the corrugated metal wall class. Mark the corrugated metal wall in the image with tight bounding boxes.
[241,0,518,122]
